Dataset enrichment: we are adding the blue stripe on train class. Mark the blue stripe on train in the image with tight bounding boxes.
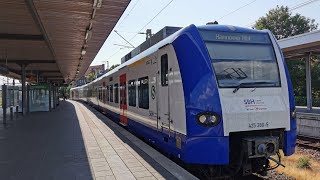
[275,38,296,156]
[171,25,229,164]
[83,100,229,164]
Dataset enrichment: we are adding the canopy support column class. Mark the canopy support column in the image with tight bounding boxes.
[21,63,27,115]
[306,52,312,110]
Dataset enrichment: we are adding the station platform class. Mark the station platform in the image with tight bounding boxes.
[297,106,320,114]
[0,100,197,180]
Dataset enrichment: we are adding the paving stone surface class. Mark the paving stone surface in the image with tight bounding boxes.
[0,100,197,180]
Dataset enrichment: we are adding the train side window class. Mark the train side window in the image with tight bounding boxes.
[161,54,168,86]
[106,86,109,102]
[120,82,127,105]
[138,77,149,109]
[114,83,119,103]
[128,80,136,107]
[97,88,99,100]
[110,85,113,102]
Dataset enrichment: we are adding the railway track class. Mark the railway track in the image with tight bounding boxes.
[296,136,320,151]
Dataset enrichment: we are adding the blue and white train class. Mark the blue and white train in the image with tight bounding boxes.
[71,24,296,178]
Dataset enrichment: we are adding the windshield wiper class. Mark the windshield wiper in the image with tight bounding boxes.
[233,81,276,93]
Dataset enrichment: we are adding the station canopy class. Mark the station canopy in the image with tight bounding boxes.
[278,29,320,59]
[0,0,130,84]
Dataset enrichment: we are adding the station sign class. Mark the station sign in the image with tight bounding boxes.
[200,30,271,44]
[30,84,49,90]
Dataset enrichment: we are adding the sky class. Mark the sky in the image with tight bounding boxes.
[91,0,320,68]
[1,0,319,86]
[91,0,320,66]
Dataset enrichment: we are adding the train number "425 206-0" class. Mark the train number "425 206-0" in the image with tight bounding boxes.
[248,122,269,128]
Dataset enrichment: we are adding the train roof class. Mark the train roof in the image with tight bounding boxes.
[197,25,268,34]
[73,26,185,89]
[72,24,268,90]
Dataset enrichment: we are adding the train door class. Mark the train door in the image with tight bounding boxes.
[157,47,172,134]
[120,74,128,126]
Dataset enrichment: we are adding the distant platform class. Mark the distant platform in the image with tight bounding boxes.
[296,106,320,114]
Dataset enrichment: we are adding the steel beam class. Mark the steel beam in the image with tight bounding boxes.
[40,70,61,73]
[0,33,44,41]
[25,0,56,59]
[283,46,320,57]
[0,59,55,64]
[306,52,312,110]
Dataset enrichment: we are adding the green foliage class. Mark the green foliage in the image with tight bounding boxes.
[296,156,311,169]
[255,5,319,106]
[66,85,71,97]
[86,72,96,82]
[109,64,120,71]
[254,6,318,39]
[286,59,306,97]
[287,56,320,107]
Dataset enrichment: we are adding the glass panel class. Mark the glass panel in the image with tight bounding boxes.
[129,80,136,107]
[138,77,149,109]
[204,42,280,88]
[110,85,113,102]
[205,43,274,61]
[114,84,119,103]
[199,30,270,44]
[29,86,49,112]
[161,54,168,86]
[106,86,109,102]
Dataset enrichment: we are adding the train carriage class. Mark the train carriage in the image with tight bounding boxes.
[71,24,296,178]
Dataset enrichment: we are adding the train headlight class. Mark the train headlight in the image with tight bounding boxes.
[292,109,297,119]
[196,112,220,127]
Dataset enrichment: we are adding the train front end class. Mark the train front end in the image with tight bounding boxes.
[172,25,296,176]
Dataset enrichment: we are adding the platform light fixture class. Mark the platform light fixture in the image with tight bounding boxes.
[85,29,92,41]
[93,0,102,9]
[81,48,86,55]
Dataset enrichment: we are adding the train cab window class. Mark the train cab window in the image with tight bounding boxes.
[161,54,168,86]
[128,80,136,107]
[138,77,149,109]
[110,85,113,102]
[114,83,119,103]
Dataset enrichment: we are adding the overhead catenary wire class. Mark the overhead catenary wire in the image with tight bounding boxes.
[104,49,123,62]
[103,0,175,64]
[290,0,320,10]
[98,0,142,64]
[245,0,320,27]
[114,30,135,48]
[116,0,142,28]
[127,0,175,42]
[217,0,258,21]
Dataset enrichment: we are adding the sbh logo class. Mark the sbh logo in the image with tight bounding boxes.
[244,99,255,105]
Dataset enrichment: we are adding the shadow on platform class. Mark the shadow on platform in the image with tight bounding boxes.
[0,101,94,180]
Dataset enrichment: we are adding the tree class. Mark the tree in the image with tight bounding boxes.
[109,64,120,71]
[254,6,318,39]
[86,72,96,82]
[254,6,319,106]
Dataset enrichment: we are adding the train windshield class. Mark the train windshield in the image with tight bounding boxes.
[199,30,281,88]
